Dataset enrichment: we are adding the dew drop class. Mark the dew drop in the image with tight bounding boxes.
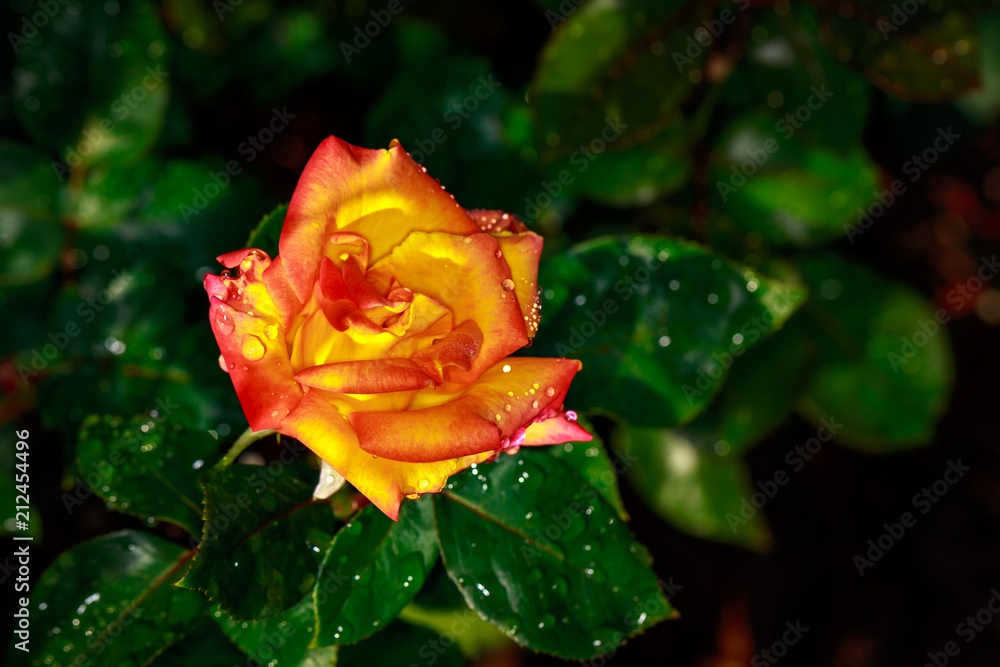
[218,354,229,373]
[215,308,235,335]
[463,236,473,245]
[502,364,511,373]
[501,279,515,292]
[264,324,279,340]
[241,334,266,361]
[545,386,556,397]
[494,249,503,259]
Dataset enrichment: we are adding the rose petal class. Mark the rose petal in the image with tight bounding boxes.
[467,209,529,233]
[280,137,480,303]
[294,358,433,394]
[522,414,593,446]
[282,391,492,519]
[367,231,528,384]
[204,253,302,431]
[409,320,484,385]
[494,231,543,340]
[349,357,584,463]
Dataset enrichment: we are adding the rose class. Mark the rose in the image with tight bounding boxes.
[205,136,590,519]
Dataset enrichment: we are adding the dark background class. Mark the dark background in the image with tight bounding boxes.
[2,0,1000,665]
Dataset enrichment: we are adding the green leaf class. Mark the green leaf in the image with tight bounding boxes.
[76,414,214,534]
[614,426,771,551]
[796,255,954,449]
[533,235,806,427]
[13,0,171,166]
[150,619,250,665]
[710,111,881,248]
[246,202,288,258]
[66,161,158,229]
[338,620,464,667]
[0,142,63,287]
[435,449,672,660]
[548,417,628,520]
[5,530,205,667]
[725,4,871,143]
[819,0,984,100]
[314,496,438,645]
[675,315,811,456]
[178,465,339,620]
[531,0,708,202]
[216,597,338,667]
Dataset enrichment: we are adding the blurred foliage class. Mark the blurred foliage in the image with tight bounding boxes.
[2,0,996,663]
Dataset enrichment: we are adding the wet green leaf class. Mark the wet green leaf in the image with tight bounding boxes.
[314,496,438,645]
[76,414,216,534]
[797,254,954,449]
[216,597,338,667]
[533,235,806,426]
[178,464,339,620]
[548,417,628,520]
[4,531,205,667]
[435,448,672,660]
[615,426,771,551]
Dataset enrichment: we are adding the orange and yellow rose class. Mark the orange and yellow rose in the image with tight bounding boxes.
[204,136,590,519]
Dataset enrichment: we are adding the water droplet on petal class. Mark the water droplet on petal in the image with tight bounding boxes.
[264,324,279,340]
[218,354,229,372]
[501,279,515,292]
[241,334,266,361]
[502,364,511,373]
[463,236,473,245]
[545,386,556,397]
[215,308,235,335]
